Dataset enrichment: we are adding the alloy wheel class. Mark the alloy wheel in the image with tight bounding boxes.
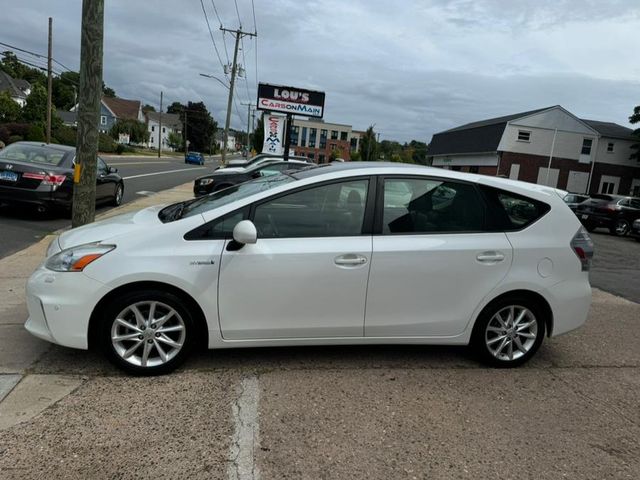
[115,184,123,205]
[484,305,538,362]
[615,220,629,236]
[111,301,186,368]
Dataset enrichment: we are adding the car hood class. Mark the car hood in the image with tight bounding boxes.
[215,166,245,174]
[58,205,166,250]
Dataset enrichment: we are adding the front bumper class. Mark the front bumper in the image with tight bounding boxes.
[25,267,107,349]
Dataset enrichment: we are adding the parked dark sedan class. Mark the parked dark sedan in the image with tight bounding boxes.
[194,160,313,196]
[575,193,640,236]
[631,218,640,242]
[0,141,124,214]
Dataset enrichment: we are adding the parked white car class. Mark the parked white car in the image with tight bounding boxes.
[25,163,593,375]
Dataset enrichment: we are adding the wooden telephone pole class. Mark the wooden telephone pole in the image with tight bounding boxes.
[71,0,104,228]
[46,17,52,144]
[220,27,256,164]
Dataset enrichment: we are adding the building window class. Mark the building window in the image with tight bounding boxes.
[301,127,307,147]
[151,125,155,132]
[517,130,530,142]
[100,115,107,125]
[340,131,348,141]
[162,127,166,133]
[601,182,614,194]
[320,129,327,149]
[318,154,325,163]
[581,138,593,155]
[309,128,317,148]
[291,126,299,146]
[607,142,614,153]
[469,166,479,173]
[350,137,358,150]
[331,130,338,140]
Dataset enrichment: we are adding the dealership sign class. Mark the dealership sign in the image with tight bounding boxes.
[257,83,325,118]
[262,114,286,155]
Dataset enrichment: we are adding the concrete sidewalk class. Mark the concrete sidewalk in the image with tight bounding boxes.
[0,181,194,428]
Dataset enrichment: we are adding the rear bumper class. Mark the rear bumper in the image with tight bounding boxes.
[577,213,612,228]
[0,184,71,208]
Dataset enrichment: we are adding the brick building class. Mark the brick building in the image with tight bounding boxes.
[427,105,639,196]
[290,118,362,163]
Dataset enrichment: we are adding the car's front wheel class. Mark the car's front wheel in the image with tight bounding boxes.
[99,290,195,375]
[472,296,546,368]
[112,183,124,206]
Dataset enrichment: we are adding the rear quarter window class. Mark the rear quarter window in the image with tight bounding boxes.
[480,186,550,231]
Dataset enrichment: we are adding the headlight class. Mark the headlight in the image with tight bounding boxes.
[199,178,214,186]
[45,243,115,272]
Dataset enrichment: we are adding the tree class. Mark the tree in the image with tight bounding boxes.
[142,104,156,114]
[109,119,149,144]
[102,84,116,97]
[52,71,80,110]
[359,125,378,161]
[168,131,183,150]
[167,101,216,152]
[630,106,640,163]
[0,91,22,122]
[22,84,48,123]
[251,113,264,153]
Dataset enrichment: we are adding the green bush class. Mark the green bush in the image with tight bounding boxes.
[98,132,117,153]
[51,125,77,147]
[8,135,23,144]
[115,144,125,155]
[25,124,45,142]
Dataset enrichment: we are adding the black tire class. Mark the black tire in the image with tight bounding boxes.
[611,219,630,236]
[471,295,546,368]
[98,289,196,375]
[111,182,124,206]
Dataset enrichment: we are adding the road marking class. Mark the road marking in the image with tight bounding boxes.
[123,167,207,180]
[108,161,171,166]
[0,374,21,404]
[228,376,260,480]
[135,191,156,196]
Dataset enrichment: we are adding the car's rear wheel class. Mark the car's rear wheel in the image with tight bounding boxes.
[112,183,124,206]
[99,290,195,375]
[472,296,546,368]
[611,219,630,236]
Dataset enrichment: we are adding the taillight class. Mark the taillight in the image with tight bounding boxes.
[571,226,594,272]
[21,172,67,186]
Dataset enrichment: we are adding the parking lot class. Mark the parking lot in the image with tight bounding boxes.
[0,183,638,479]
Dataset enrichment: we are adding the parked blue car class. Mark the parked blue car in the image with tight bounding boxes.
[185,151,205,165]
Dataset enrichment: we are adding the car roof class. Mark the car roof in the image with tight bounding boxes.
[9,141,75,153]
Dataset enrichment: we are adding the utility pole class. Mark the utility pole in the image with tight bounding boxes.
[183,109,188,159]
[157,91,163,158]
[46,17,53,144]
[241,102,254,151]
[220,27,256,164]
[72,0,104,228]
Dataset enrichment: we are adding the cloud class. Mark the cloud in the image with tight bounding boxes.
[1,0,638,142]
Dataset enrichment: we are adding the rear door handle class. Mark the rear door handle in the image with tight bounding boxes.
[334,254,368,267]
[476,251,505,263]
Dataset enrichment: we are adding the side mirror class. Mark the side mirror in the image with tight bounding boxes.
[232,220,257,245]
[109,166,118,173]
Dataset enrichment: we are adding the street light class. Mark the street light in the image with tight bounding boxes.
[199,73,230,90]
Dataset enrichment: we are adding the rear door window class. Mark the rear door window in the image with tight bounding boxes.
[380,178,484,234]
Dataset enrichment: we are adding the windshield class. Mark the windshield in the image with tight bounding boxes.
[177,173,294,220]
[0,143,67,166]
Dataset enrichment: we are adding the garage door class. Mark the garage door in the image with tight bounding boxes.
[566,171,589,193]
[537,168,559,188]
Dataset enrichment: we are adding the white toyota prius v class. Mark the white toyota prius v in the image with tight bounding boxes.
[25,162,594,375]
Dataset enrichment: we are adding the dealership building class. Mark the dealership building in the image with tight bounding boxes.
[427,105,639,196]
[290,118,362,163]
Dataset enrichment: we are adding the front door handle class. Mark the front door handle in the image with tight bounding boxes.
[476,251,505,263]
[334,254,368,267]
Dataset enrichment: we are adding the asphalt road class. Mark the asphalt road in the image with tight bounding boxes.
[589,228,640,303]
[0,154,222,259]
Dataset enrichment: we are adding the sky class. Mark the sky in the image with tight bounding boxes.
[2,0,639,143]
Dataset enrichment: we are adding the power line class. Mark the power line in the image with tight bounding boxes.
[251,0,258,93]
[240,36,251,103]
[199,0,229,82]
[210,0,230,64]
[251,0,257,34]
[0,40,74,72]
[234,0,242,28]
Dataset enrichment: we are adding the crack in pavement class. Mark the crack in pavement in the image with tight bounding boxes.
[227,375,260,480]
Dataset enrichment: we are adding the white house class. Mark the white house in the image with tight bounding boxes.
[0,71,31,107]
[145,112,182,151]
